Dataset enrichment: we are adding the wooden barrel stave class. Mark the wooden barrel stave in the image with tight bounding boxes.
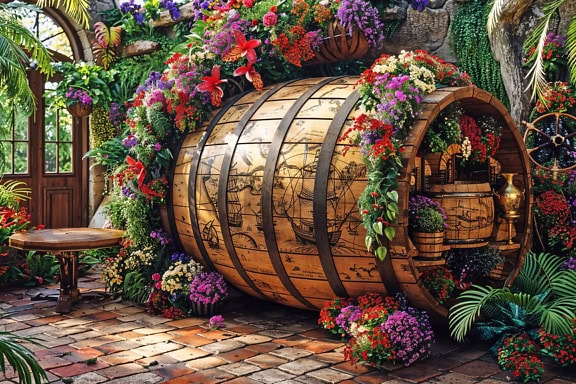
[169,79,532,317]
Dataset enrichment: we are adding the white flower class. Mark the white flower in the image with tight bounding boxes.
[461,136,472,160]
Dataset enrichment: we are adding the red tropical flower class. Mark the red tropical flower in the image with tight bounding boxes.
[196,65,228,106]
[126,156,146,188]
[222,30,261,64]
[233,62,263,90]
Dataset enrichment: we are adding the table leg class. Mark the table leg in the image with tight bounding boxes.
[54,251,79,313]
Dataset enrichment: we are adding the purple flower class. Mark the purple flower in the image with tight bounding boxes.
[336,0,384,47]
[410,0,429,12]
[383,310,434,366]
[154,143,162,151]
[122,135,138,149]
[209,315,225,329]
[190,272,229,305]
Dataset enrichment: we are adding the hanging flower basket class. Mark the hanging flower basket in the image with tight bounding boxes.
[67,102,93,118]
[305,20,369,65]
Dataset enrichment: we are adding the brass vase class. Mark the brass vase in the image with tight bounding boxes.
[495,173,523,244]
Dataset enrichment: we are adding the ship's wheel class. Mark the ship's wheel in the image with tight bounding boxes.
[523,112,576,171]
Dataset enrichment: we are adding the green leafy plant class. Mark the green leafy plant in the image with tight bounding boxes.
[51,61,114,108]
[422,104,463,154]
[20,251,59,286]
[449,251,576,342]
[0,332,48,384]
[123,270,152,304]
[92,21,123,70]
[451,0,509,107]
[411,208,445,233]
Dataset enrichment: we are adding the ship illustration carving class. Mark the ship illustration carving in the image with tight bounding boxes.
[283,149,359,246]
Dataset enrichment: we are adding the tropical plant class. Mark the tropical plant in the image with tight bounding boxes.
[0,332,47,384]
[449,251,576,342]
[0,180,31,209]
[487,0,576,100]
[0,2,53,115]
[92,21,123,70]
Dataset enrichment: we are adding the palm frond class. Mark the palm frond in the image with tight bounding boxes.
[36,0,91,29]
[539,297,576,335]
[0,333,47,384]
[566,15,576,86]
[0,179,32,208]
[449,285,510,342]
[486,0,507,35]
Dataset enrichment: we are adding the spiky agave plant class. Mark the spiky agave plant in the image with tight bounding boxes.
[0,332,47,384]
[449,251,576,342]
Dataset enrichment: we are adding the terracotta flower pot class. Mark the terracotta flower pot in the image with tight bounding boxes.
[67,102,93,117]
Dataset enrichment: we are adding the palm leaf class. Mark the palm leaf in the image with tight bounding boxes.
[35,0,91,29]
[0,179,32,208]
[0,333,47,384]
[486,0,507,34]
[566,15,576,86]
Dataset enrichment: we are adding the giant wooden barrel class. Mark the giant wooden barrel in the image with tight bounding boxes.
[168,77,533,318]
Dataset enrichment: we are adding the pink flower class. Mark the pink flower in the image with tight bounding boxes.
[152,273,161,281]
[242,0,254,8]
[154,143,162,151]
[262,12,277,27]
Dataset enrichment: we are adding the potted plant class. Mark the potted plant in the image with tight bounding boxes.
[409,195,448,260]
[52,61,114,117]
[189,271,229,317]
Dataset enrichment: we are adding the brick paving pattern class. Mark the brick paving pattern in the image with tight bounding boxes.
[1,273,575,383]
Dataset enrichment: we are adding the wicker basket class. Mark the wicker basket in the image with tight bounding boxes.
[67,102,93,117]
[305,21,369,65]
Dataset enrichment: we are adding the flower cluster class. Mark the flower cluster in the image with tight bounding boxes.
[525,33,568,81]
[538,317,576,367]
[419,266,456,304]
[445,246,503,285]
[408,195,447,233]
[320,293,434,367]
[459,114,501,165]
[422,104,463,154]
[161,259,204,295]
[497,334,544,384]
[189,271,229,305]
[532,81,576,116]
[339,50,470,260]
[318,297,356,338]
[535,190,571,230]
[65,88,93,107]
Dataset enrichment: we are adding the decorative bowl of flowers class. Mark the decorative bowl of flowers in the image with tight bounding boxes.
[189,271,229,316]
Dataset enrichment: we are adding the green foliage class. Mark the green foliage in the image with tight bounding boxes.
[90,107,118,148]
[52,62,114,108]
[0,180,31,208]
[124,271,152,304]
[450,0,509,107]
[449,251,576,342]
[423,104,463,154]
[20,251,59,286]
[411,207,445,233]
[0,332,48,384]
[83,136,129,171]
[0,2,54,114]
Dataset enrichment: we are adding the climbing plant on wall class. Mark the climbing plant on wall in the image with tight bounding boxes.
[450,0,509,107]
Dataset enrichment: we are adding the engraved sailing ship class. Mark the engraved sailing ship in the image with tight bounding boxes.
[283,149,359,246]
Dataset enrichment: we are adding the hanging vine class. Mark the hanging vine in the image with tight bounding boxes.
[450,0,509,107]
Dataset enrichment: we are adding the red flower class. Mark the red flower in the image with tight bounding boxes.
[196,65,228,106]
[222,30,261,64]
[126,156,146,188]
[233,62,263,90]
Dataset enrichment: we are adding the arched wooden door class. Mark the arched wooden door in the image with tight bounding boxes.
[0,6,89,228]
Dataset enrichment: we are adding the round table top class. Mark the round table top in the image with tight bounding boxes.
[9,228,125,252]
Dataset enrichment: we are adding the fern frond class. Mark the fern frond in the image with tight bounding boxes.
[566,15,576,86]
[0,333,48,384]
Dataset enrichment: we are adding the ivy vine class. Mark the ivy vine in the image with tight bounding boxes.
[450,0,509,107]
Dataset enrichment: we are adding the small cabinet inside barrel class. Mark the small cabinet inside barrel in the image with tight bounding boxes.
[169,79,532,318]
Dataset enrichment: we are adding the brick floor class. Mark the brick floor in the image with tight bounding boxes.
[1,273,576,384]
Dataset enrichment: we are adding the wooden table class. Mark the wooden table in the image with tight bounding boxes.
[9,228,124,313]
